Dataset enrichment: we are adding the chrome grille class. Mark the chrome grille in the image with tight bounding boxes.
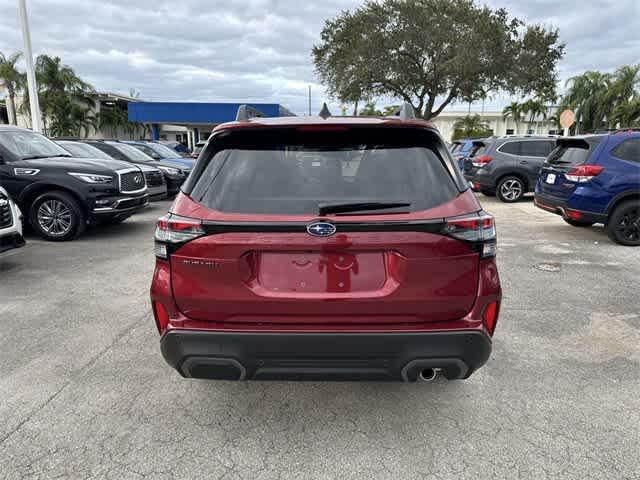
[143,170,165,187]
[118,169,147,193]
[0,199,12,229]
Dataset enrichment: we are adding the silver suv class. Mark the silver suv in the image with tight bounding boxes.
[463,135,557,202]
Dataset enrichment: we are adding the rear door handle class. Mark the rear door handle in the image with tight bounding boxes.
[519,160,529,164]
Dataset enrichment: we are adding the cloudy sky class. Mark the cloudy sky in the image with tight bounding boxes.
[0,0,638,114]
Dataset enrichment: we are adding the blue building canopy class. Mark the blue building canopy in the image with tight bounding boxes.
[127,102,290,125]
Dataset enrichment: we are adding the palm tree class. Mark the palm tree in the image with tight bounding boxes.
[19,55,95,134]
[521,98,548,133]
[452,114,490,140]
[502,102,522,134]
[561,71,611,133]
[0,51,23,125]
[612,99,640,128]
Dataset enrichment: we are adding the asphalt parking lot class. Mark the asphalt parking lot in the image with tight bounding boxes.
[1,195,639,480]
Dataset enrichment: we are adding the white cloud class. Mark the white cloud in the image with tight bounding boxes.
[0,0,638,115]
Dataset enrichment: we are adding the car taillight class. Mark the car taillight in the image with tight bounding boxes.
[443,211,496,258]
[154,214,205,258]
[482,301,499,335]
[565,165,603,182]
[472,155,492,167]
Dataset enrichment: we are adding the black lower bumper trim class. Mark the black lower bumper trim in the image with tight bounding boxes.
[160,330,492,382]
[0,232,26,254]
[534,193,608,223]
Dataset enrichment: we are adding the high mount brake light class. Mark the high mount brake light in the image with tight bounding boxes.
[443,211,496,258]
[565,165,604,182]
[154,214,205,258]
[472,155,492,167]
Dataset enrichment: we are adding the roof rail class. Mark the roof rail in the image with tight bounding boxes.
[235,105,265,122]
[318,102,332,119]
[613,127,640,134]
[497,134,559,139]
[391,102,416,120]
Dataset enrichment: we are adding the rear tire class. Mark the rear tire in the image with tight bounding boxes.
[606,200,640,246]
[29,191,86,241]
[480,188,496,197]
[496,176,525,203]
[563,218,594,228]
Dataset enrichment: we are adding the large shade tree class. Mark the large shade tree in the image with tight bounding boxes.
[313,0,564,119]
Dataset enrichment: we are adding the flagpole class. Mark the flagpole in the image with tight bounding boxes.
[18,0,42,132]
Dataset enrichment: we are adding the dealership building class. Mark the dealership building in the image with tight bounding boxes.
[127,101,294,148]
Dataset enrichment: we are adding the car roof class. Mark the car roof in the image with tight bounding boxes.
[213,114,436,133]
[0,125,33,132]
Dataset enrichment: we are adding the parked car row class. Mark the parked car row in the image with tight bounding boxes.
[455,131,640,246]
[0,125,197,242]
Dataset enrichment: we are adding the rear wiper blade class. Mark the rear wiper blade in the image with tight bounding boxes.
[318,202,411,216]
[21,154,71,160]
[21,155,54,160]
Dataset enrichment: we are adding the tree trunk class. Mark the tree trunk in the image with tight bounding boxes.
[352,100,359,116]
[6,94,17,125]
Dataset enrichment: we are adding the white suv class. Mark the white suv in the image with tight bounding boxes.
[0,186,25,256]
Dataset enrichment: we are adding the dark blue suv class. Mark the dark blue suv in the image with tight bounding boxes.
[535,131,640,245]
[451,139,475,170]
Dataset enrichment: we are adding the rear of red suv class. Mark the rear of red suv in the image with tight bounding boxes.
[150,105,501,382]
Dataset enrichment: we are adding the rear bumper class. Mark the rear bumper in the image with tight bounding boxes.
[160,329,492,382]
[534,193,608,223]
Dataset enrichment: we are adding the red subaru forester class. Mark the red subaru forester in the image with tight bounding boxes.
[150,104,501,382]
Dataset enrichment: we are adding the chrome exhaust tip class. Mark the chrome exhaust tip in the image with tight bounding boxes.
[418,368,438,382]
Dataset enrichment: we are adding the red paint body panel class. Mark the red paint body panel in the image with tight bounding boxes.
[169,230,480,324]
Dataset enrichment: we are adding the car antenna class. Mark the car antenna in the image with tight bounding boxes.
[235,105,265,122]
[391,102,416,120]
[318,102,332,119]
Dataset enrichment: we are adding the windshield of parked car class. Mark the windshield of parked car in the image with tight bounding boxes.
[147,142,183,159]
[191,140,458,215]
[0,130,70,160]
[107,142,154,161]
[547,137,602,166]
[57,141,114,160]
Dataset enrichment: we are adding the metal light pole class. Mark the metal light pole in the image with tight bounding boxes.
[18,0,42,132]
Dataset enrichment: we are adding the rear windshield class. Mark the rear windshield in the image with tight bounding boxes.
[469,143,486,157]
[547,138,601,167]
[190,128,460,215]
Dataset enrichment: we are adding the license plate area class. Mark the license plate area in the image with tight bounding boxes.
[253,251,389,294]
[545,173,557,184]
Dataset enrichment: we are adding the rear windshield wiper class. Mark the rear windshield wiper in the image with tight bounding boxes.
[319,202,411,216]
[21,154,70,160]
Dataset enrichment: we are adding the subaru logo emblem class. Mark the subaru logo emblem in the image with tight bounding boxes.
[307,222,336,237]
[134,174,142,184]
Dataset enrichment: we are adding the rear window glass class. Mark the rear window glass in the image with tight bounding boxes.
[547,138,601,166]
[469,143,486,157]
[191,130,459,215]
